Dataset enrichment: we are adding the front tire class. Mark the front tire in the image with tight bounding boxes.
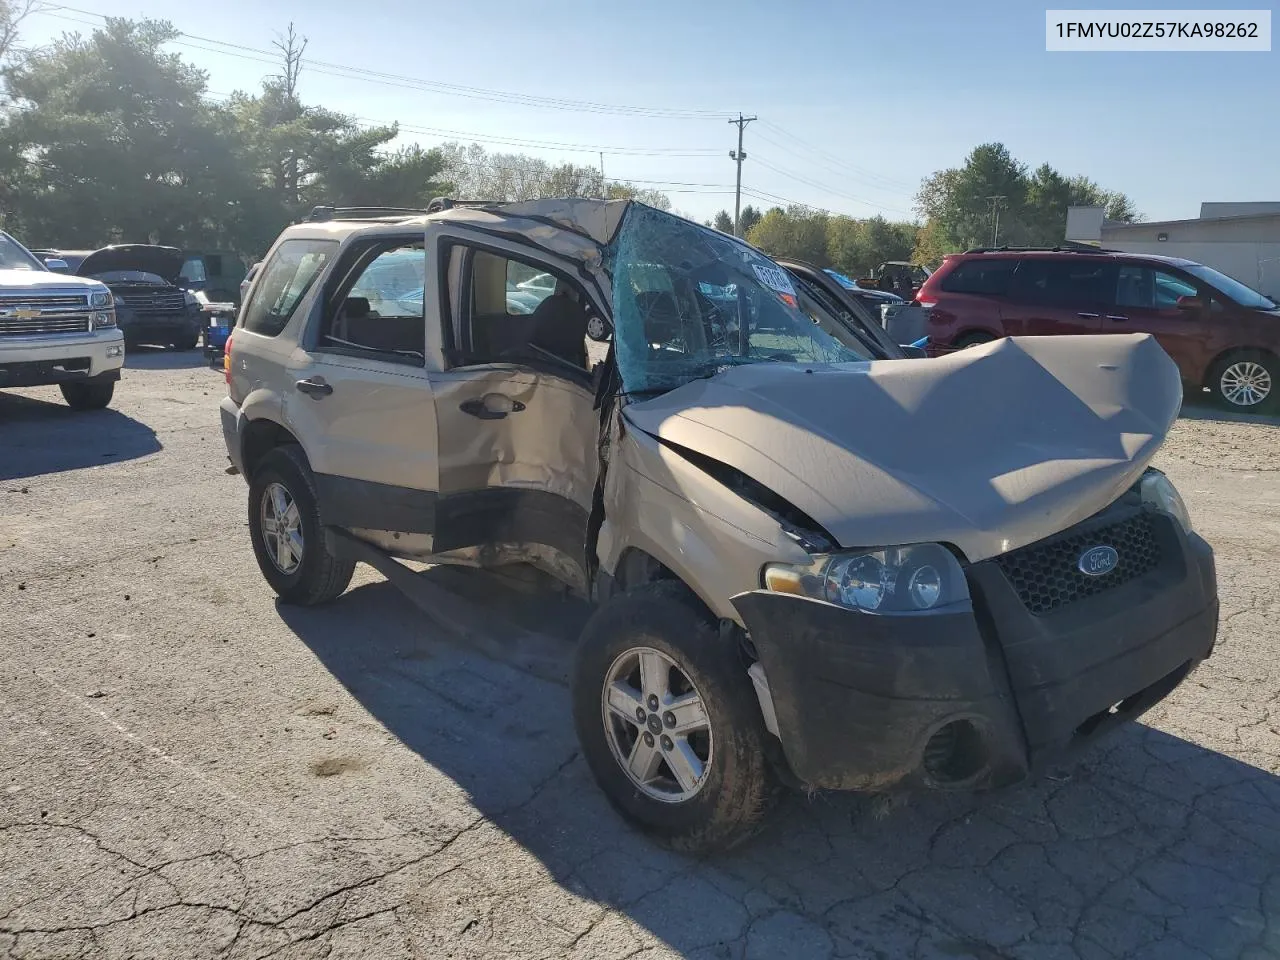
[248,446,355,605]
[173,331,200,351]
[572,582,779,854]
[60,380,114,410]
[1209,350,1277,411]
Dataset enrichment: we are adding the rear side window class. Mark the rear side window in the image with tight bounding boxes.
[242,239,338,337]
[1009,259,1116,305]
[939,259,1017,296]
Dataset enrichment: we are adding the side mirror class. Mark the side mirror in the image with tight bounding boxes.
[1176,295,1205,311]
[44,258,69,273]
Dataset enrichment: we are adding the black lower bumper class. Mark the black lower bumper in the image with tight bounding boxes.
[120,313,200,344]
[731,514,1218,792]
[0,358,120,388]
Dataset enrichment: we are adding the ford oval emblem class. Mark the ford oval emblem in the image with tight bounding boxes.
[1078,545,1119,577]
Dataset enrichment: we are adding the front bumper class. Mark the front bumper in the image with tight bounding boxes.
[732,510,1218,792]
[117,306,201,340]
[0,330,125,388]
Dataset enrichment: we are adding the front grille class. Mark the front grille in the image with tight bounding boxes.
[0,315,91,336]
[995,510,1161,616]
[128,292,187,315]
[0,293,93,336]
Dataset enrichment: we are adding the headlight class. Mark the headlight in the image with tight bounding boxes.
[111,295,126,306]
[184,291,199,307]
[90,290,112,307]
[92,311,116,329]
[1140,470,1192,533]
[763,542,970,613]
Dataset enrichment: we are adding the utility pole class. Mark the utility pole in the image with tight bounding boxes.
[986,195,1007,247]
[729,113,757,237]
[599,152,606,199]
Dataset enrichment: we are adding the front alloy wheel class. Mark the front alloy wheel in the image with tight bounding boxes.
[602,646,713,802]
[572,583,779,853]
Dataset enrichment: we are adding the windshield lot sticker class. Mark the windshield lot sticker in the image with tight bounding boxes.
[752,263,796,296]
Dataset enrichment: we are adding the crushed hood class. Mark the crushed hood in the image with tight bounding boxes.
[74,245,184,283]
[623,334,1181,562]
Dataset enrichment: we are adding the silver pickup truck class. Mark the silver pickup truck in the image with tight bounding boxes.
[0,231,123,410]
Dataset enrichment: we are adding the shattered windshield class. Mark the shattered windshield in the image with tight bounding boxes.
[610,205,866,394]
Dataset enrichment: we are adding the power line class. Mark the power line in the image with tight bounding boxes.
[41,6,734,120]
[756,119,916,191]
[747,154,915,217]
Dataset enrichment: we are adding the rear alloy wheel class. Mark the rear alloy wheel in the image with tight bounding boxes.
[954,332,996,350]
[59,380,114,410]
[573,582,779,853]
[1212,352,1275,410]
[248,446,355,605]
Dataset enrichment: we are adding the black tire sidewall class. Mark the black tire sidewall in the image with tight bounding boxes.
[572,586,775,851]
[1211,350,1278,411]
[247,447,330,603]
[60,381,114,410]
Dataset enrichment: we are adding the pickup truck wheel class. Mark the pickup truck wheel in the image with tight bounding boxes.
[248,446,355,605]
[173,330,200,351]
[59,380,114,410]
[572,582,779,853]
[1210,351,1276,411]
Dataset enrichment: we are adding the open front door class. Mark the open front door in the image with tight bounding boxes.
[424,226,606,593]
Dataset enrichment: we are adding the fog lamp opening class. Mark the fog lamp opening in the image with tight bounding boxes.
[921,719,988,786]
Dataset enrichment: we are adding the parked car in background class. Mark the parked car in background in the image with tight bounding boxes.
[180,251,248,306]
[824,268,908,326]
[0,231,123,409]
[917,248,1280,411]
[220,199,1216,853]
[51,246,204,350]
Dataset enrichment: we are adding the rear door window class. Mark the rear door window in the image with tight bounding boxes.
[939,259,1017,296]
[242,239,338,337]
[1009,259,1117,305]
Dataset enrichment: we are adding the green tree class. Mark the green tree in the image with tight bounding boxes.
[914,143,1140,253]
[746,206,830,265]
[712,210,733,233]
[0,18,260,250]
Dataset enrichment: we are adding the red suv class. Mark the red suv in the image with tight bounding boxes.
[917,248,1280,411]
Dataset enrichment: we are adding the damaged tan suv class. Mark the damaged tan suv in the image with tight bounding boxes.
[221,199,1219,852]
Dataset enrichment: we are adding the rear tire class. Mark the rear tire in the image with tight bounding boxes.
[1209,350,1277,412]
[248,445,355,605]
[954,332,996,350]
[59,380,114,410]
[173,330,200,351]
[572,582,780,854]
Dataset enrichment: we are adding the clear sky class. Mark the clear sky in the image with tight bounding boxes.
[20,1,1279,223]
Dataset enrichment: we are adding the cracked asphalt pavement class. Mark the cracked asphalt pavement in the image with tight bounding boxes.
[2,353,1280,960]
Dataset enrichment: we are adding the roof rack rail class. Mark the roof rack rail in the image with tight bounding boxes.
[305,205,432,222]
[962,244,1121,254]
[424,197,503,214]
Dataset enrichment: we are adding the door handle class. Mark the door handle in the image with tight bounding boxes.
[1105,315,1128,322]
[295,377,333,398]
[1077,312,1100,319]
[460,396,526,420]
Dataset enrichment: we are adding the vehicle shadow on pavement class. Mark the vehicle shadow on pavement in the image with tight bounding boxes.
[0,392,160,481]
[280,569,1280,960]
[124,346,213,371]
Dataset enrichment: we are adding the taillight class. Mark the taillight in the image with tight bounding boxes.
[224,335,232,385]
